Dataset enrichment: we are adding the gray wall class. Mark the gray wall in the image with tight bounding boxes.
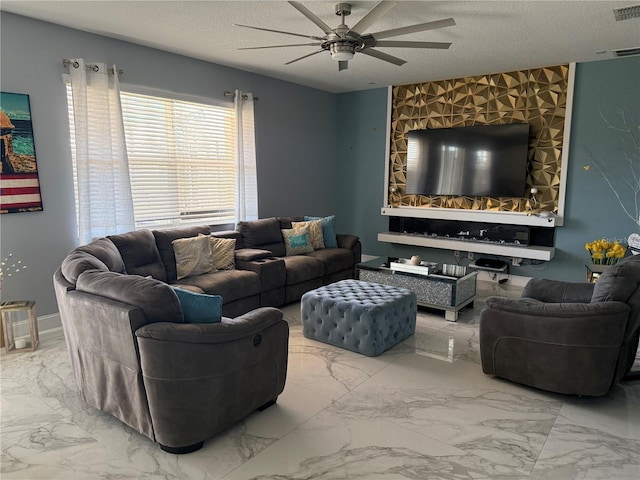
[336,56,640,282]
[0,13,337,315]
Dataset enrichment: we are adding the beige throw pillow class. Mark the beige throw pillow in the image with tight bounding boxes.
[292,219,325,250]
[172,235,216,280]
[209,237,236,270]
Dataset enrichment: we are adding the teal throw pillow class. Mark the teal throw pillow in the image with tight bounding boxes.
[171,286,222,324]
[305,215,337,248]
[282,227,314,255]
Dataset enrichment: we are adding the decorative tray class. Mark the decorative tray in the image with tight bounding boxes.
[389,259,439,276]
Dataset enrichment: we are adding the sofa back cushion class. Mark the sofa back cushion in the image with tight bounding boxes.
[76,270,183,324]
[109,230,167,282]
[153,225,211,282]
[277,216,304,229]
[237,218,285,257]
[592,255,640,303]
[61,238,126,285]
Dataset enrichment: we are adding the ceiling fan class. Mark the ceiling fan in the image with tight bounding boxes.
[235,1,455,71]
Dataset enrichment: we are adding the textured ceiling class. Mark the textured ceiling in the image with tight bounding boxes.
[2,1,639,93]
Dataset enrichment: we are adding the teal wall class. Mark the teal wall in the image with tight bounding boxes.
[336,56,640,281]
[335,88,389,247]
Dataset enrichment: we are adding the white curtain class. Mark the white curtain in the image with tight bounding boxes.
[68,58,134,243]
[234,90,258,222]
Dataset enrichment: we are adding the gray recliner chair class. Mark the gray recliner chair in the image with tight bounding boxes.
[480,254,640,396]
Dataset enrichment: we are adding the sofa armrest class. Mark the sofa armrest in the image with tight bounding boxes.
[235,248,272,261]
[480,296,629,394]
[134,306,289,448]
[135,307,284,344]
[336,233,359,250]
[522,278,594,303]
[235,257,286,291]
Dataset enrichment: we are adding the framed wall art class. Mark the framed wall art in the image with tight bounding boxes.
[1,92,43,213]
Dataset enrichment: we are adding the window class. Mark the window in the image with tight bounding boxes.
[66,87,236,229]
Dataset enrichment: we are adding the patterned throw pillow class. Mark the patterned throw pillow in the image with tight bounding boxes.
[172,235,216,280]
[292,220,325,250]
[281,226,314,256]
[209,236,236,270]
[304,215,337,248]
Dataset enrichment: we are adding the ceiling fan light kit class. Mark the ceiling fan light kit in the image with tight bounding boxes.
[236,1,455,71]
[330,43,355,61]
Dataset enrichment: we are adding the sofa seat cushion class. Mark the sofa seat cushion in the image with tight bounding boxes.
[305,248,354,275]
[281,255,324,285]
[153,226,211,282]
[237,218,286,257]
[174,269,261,304]
[108,230,167,282]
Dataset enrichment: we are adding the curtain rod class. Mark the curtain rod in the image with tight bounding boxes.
[63,58,124,75]
[224,90,259,101]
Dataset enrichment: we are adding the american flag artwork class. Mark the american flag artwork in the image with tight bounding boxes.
[1,92,43,214]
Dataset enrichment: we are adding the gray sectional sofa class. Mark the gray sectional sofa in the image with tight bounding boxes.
[77,216,360,317]
[52,216,360,452]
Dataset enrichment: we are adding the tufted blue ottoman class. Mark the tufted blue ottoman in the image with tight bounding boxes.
[301,279,417,357]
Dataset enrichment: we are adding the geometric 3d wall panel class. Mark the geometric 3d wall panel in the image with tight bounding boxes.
[388,64,569,213]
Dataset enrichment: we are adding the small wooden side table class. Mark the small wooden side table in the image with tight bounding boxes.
[1,300,39,353]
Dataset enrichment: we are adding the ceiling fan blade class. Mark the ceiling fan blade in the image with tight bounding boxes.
[375,40,451,49]
[338,60,349,71]
[371,18,456,40]
[359,48,406,66]
[288,1,334,35]
[284,49,325,65]
[234,23,324,41]
[349,1,397,34]
[239,43,322,50]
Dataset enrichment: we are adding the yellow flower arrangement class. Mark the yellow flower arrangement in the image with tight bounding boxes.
[585,239,627,265]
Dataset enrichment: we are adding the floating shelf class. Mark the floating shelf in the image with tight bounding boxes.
[380,206,560,227]
[377,232,555,261]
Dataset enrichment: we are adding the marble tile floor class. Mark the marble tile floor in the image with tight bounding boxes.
[1,284,639,480]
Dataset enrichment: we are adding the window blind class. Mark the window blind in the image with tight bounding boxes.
[66,84,237,230]
[120,92,236,228]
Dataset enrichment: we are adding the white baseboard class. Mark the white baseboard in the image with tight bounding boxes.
[5,312,61,338]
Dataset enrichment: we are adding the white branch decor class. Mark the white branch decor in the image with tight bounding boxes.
[586,97,640,229]
[0,253,27,282]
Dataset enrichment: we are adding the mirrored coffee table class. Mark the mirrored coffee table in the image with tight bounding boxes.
[356,257,477,321]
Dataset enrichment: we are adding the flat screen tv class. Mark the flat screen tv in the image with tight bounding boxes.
[405,123,530,197]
